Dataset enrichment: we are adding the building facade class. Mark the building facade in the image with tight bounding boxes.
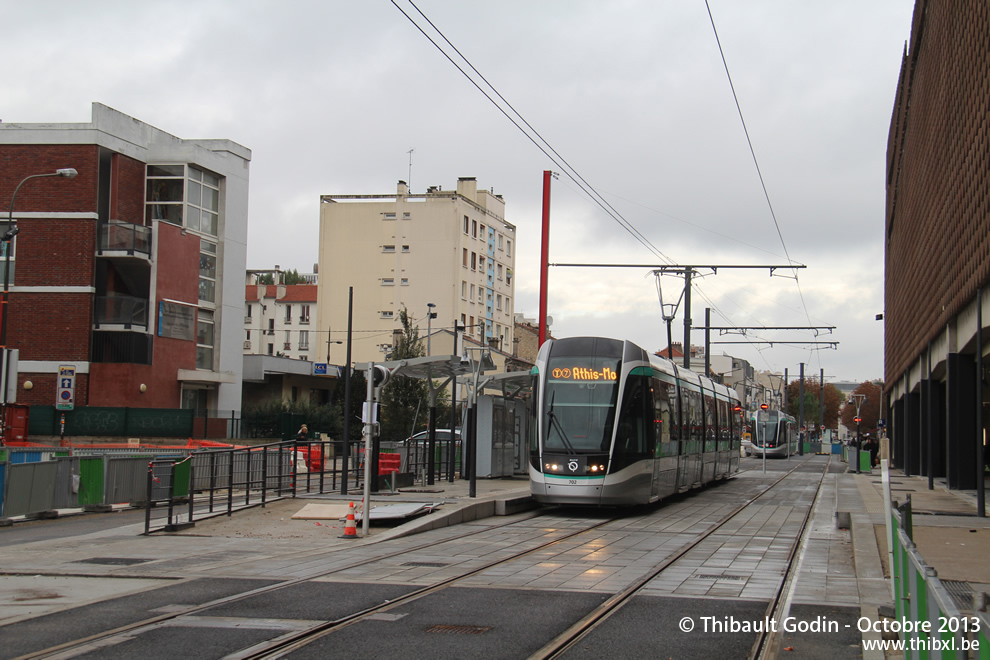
[318,178,516,365]
[884,2,990,489]
[0,103,250,414]
[244,281,318,361]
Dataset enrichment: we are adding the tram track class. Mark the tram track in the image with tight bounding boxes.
[240,455,825,659]
[532,454,829,660]
[15,456,828,659]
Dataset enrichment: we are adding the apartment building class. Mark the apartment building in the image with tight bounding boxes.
[244,281,317,361]
[0,103,250,413]
[318,178,516,364]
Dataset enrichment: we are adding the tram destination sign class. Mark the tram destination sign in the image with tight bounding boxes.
[550,366,618,382]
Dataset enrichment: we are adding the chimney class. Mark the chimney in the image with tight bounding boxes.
[456,177,477,200]
[397,180,408,196]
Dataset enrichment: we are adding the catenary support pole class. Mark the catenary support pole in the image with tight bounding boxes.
[538,170,551,346]
[341,287,353,495]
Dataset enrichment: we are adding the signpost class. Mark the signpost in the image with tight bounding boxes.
[56,364,75,411]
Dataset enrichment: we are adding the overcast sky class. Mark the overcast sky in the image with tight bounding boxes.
[3,0,915,383]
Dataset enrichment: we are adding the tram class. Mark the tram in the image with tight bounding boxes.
[748,409,797,458]
[529,336,742,506]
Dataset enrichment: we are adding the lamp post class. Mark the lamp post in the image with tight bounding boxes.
[426,303,436,356]
[2,169,78,436]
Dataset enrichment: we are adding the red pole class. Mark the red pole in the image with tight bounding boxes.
[539,170,551,345]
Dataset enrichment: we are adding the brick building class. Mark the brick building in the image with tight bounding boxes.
[884,2,990,488]
[0,103,250,415]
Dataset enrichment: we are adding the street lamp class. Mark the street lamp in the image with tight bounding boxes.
[2,168,78,432]
[426,302,436,356]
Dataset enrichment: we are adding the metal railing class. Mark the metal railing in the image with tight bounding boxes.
[98,222,152,256]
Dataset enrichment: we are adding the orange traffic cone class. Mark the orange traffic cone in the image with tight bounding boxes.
[340,501,358,539]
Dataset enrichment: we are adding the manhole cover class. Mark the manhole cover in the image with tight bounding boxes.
[425,625,492,635]
[74,557,152,566]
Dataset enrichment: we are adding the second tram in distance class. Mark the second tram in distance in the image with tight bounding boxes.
[746,409,798,458]
[529,336,742,506]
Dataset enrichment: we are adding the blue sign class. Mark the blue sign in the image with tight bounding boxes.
[313,363,328,376]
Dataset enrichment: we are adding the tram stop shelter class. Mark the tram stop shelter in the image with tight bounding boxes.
[355,355,531,493]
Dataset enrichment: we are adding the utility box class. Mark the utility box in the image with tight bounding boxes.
[4,403,30,442]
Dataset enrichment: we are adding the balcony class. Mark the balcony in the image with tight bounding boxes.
[98,221,152,257]
[94,295,149,329]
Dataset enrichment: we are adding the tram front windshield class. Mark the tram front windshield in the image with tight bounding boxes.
[544,355,621,453]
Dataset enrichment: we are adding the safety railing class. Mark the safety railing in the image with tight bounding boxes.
[889,494,981,658]
[142,440,368,534]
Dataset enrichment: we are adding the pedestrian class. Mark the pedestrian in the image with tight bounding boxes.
[296,424,308,443]
[865,434,879,467]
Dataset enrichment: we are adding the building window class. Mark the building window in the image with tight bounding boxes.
[479,256,485,270]
[381,310,394,319]
[462,281,467,299]
[464,215,469,234]
[383,212,396,220]
[199,240,217,304]
[383,245,395,253]
[245,303,252,320]
[471,252,477,270]
[506,239,512,257]
[284,330,292,351]
[470,284,475,301]
[497,264,503,280]
[299,330,309,351]
[462,248,468,267]
[197,310,214,369]
[480,223,486,236]
[187,167,219,236]
[284,304,292,324]
[403,212,411,219]
[498,234,504,250]
[400,278,409,286]
[506,268,512,286]
[146,164,184,225]
[472,219,477,237]
[299,304,310,324]
[401,245,410,252]
[497,294,502,311]
[267,343,274,355]
[382,278,394,286]
[478,287,483,304]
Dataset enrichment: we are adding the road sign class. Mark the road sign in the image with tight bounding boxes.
[56,364,75,411]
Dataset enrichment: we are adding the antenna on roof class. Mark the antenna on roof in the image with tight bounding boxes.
[407,148,414,193]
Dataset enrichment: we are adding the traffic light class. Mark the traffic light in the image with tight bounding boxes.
[760,403,769,410]
[854,416,862,423]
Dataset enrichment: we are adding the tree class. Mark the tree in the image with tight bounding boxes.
[378,307,432,442]
[785,379,845,432]
[840,380,884,434]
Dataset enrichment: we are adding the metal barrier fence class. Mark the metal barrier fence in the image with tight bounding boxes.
[889,487,980,658]
[141,441,366,534]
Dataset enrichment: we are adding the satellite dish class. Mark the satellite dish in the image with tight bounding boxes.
[546,315,554,327]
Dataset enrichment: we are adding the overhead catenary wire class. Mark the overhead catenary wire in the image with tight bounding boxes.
[393,1,829,372]
[392,0,674,267]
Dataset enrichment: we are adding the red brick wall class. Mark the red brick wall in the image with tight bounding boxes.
[0,145,98,213]
[884,1,990,386]
[110,153,146,224]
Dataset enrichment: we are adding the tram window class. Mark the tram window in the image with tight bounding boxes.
[653,379,676,457]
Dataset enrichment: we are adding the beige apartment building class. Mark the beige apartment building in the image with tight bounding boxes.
[318,177,516,365]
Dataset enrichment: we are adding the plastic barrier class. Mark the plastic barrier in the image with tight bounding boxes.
[378,453,401,475]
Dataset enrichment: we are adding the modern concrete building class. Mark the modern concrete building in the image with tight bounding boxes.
[0,103,250,414]
[884,2,990,492]
[318,178,516,365]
